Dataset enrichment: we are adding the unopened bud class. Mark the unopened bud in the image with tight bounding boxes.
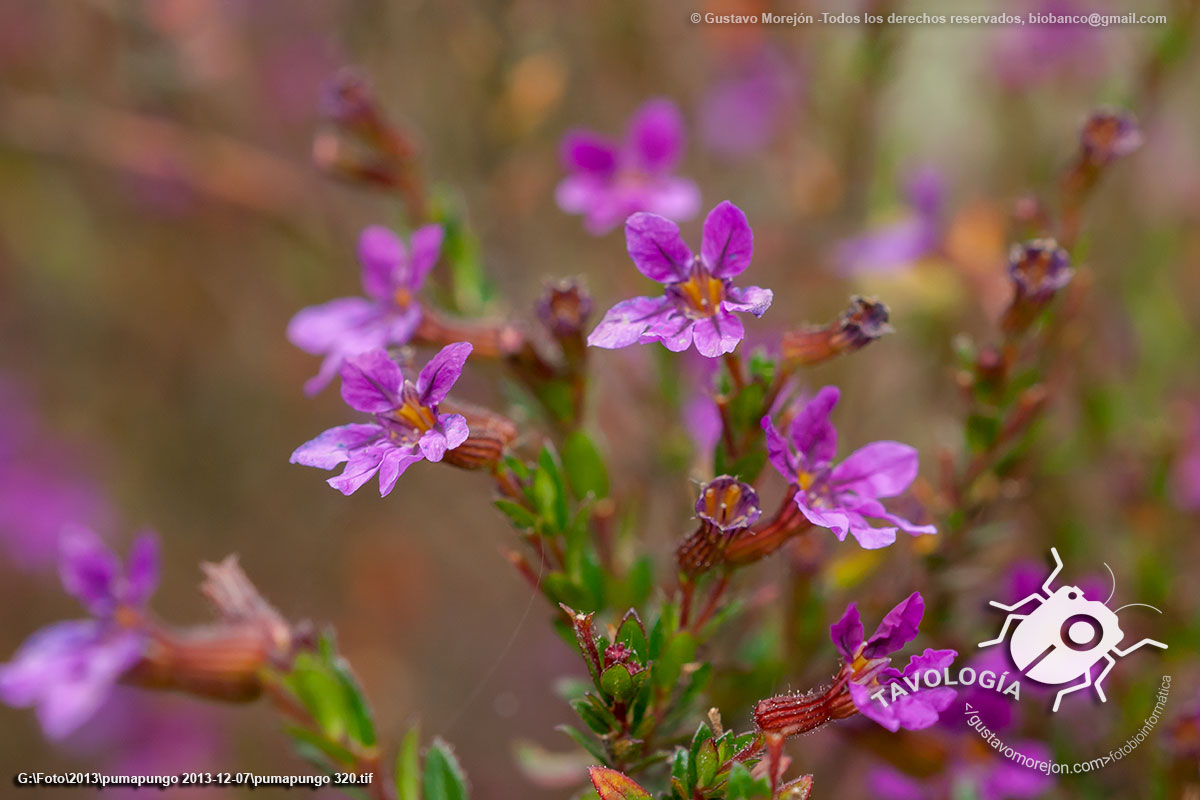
[1080,110,1142,166]
[781,297,892,366]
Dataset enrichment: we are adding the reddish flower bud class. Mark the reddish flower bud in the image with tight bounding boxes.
[1079,109,1142,166]
[780,296,892,366]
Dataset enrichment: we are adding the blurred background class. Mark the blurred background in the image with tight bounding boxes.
[0,0,1197,797]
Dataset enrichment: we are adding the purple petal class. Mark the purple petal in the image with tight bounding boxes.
[587,296,672,350]
[844,514,899,549]
[795,497,854,541]
[287,297,379,355]
[556,175,625,235]
[290,423,383,469]
[691,309,744,357]
[416,342,472,407]
[761,416,795,480]
[640,310,694,352]
[700,201,753,278]
[340,350,404,413]
[863,592,924,658]
[377,447,424,497]
[835,218,937,276]
[722,285,773,317]
[851,679,955,733]
[789,386,840,473]
[625,213,693,283]
[123,532,160,608]
[0,621,100,706]
[643,177,701,222]
[358,226,406,301]
[830,603,865,662]
[904,165,944,218]
[58,527,118,616]
[867,767,929,800]
[418,429,449,462]
[327,441,392,496]
[406,224,444,291]
[386,305,423,346]
[560,130,619,176]
[38,632,144,740]
[625,99,685,173]
[830,441,920,499]
[439,413,469,451]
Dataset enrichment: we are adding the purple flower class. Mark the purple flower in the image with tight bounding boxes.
[700,48,797,158]
[556,99,700,234]
[287,224,445,394]
[0,528,159,739]
[831,593,957,732]
[991,0,1105,90]
[587,201,773,358]
[290,343,472,496]
[762,386,936,549]
[869,737,1054,800]
[1079,109,1143,164]
[835,166,944,276]
[1172,410,1200,511]
[1008,239,1072,302]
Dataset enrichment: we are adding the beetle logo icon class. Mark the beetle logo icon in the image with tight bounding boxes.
[979,548,1167,712]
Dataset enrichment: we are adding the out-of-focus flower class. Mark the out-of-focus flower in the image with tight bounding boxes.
[290,344,472,496]
[755,593,956,735]
[1172,410,1200,511]
[1008,239,1072,303]
[287,224,444,394]
[780,296,893,367]
[762,386,936,549]
[990,0,1104,89]
[677,476,762,575]
[588,201,773,357]
[556,99,700,234]
[0,528,158,739]
[1167,689,1200,765]
[0,378,111,568]
[835,166,944,276]
[700,47,797,158]
[1079,109,1144,165]
[868,737,1053,799]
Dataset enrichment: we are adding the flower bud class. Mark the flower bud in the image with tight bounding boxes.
[781,296,892,366]
[1079,110,1142,166]
[677,476,761,576]
[1002,239,1073,335]
[536,278,593,339]
[438,399,518,470]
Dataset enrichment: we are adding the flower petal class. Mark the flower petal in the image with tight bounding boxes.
[37,631,144,740]
[830,602,865,662]
[418,429,449,462]
[625,213,693,283]
[377,446,424,497]
[123,531,160,608]
[761,415,795,480]
[789,386,840,473]
[416,342,473,407]
[795,497,854,541]
[830,441,920,499]
[286,297,378,355]
[700,201,754,278]
[358,226,406,301]
[290,424,383,469]
[722,285,773,318]
[0,620,99,707]
[58,527,119,616]
[587,296,672,350]
[644,177,701,222]
[560,131,619,175]
[625,99,685,173]
[691,309,744,358]
[439,413,469,451]
[406,224,444,291]
[326,441,391,496]
[863,592,924,659]
[340,350,404,413]
[640,310,694,352]
[844,514,898,550]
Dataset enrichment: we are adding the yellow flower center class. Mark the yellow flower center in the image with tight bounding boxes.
[676,269,726,317]
[796,470,816,491]
[702,481,743,524]
[393,287,414,308]
[394,401,437,432]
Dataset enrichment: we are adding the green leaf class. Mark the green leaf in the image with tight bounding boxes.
[532,446,568,531]
[330,656,376,747]
[423,738,468,800]
[588,767,652,800]
[570,696,617,735]
[286,653,347,740]
[284,725,356,771]
[493,499,538,530]
[694,738,719,789]
[652,632,697,690]
[395,727,421,800]
[730,383,766,430]
[726,762,770,800]
[614,610,648,660]
[562,431,610,499]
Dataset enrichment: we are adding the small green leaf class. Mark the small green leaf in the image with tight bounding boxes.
[493,499,538,530]
[423,738,468,800]
[395,727,420,800]
[694,739,718,789]
[562,431,610,499]
[284,725,356,771]
[726,762,770,800]
[330,656,376,747]
[588,766,651,800]
[614,610,648,660]
[556,723,608,763]
[570,696,617,735]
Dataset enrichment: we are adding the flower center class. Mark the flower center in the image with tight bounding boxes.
[673,265,726,317]
[796,470,816,491]
[702,481,742,527]
[393,287,414,308]
[393,401,436,432]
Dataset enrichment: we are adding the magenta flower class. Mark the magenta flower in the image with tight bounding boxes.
[1172,410,1200,511]
[869,737,1053,800]
[287,224,444,395]
[831,593,957,732]
[835,166,944,276]
[290,343,472,496]
[762,386,936,549]
[587,201,773,358]
[0,528,158,739]
[556,99,701,234]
